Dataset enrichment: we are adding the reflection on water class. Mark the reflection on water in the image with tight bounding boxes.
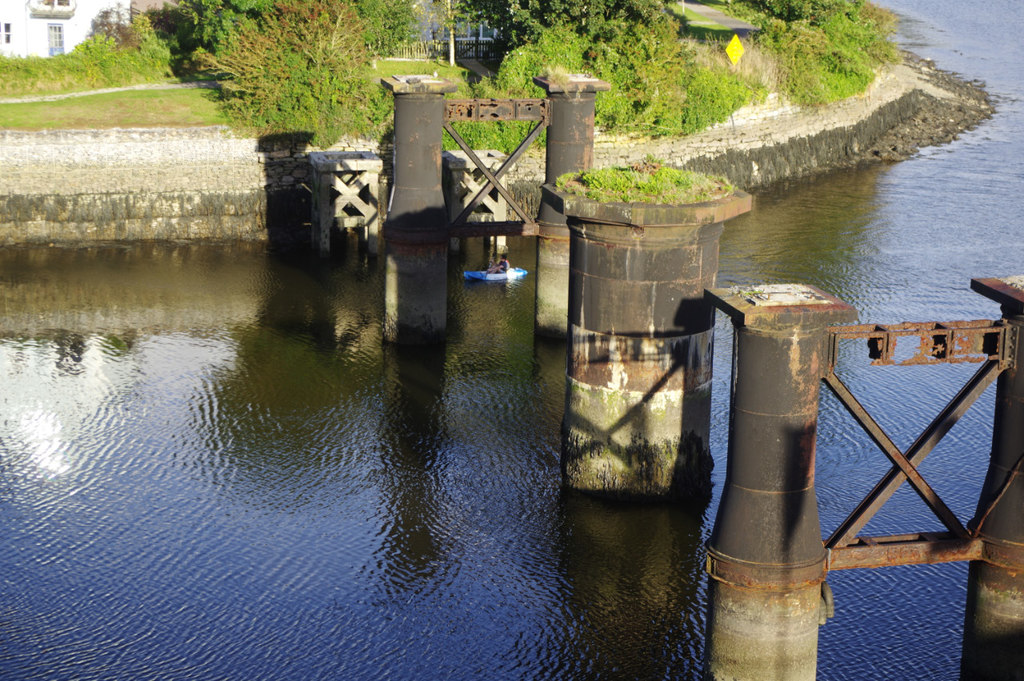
[0,211,1006,681]
[2,2,1024,678]
[719,165,885,301]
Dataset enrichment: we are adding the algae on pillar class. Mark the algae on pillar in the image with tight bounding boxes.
[380,75,458,345]
[703,284,857,681]
[546,166,750,502]
[962,276,1024,681]
[533,75,609,339]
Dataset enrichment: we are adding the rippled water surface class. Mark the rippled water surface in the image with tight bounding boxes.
[2,2,1023,679]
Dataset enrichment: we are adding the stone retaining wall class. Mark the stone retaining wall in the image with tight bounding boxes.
[0,60,975,246]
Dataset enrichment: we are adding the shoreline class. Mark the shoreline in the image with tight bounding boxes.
[859,53,993,163]
[583,51,994,192]
[0,52,995,246]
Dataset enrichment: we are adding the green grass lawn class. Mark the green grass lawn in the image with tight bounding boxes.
[0,87,229,130]
[0,61,478,131]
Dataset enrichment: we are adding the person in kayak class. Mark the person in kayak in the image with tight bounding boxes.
[486,254,509,274]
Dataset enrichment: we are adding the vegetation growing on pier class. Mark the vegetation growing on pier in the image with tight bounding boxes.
[556,159,734,204]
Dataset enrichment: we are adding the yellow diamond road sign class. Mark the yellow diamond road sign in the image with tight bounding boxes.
[726,34,744,65]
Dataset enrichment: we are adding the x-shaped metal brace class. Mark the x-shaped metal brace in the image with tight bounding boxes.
[442,117,548,227]
[822,359,1002,550]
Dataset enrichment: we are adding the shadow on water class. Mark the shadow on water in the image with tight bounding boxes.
[259,132,317,252]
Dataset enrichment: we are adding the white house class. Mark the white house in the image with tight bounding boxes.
[0,0,131,58]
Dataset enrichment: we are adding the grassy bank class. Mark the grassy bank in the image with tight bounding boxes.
[0,0,899,149]
[0,88,228,130]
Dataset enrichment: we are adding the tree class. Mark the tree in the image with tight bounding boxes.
[208,0,375,146]
[471,0,665,49]
[178,0,276,53]
[425,0,471,66]
[355,0,418,58]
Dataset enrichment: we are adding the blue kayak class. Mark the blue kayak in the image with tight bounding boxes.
[463,267,528,282]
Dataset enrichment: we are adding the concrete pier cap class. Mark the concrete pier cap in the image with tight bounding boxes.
[971,274,1024,315]
[532,73,611,95]
[381,74,459,95]
[707,283,859,329]
[702,283,856,681]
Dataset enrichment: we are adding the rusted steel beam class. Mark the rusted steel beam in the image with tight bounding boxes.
[828,320,1007,367]
[444,98,548,122]
[822,370,970,539]
[825,359,1001,549]
[447,221,539,238]
[827,534,984,570]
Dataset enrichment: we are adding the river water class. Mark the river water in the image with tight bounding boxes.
[1,2,1022,679]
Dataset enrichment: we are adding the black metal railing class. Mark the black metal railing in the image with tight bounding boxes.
[389,39,503,62]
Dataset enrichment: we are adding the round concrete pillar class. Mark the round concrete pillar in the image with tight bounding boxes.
[381,76,457,344]
[548,186,750,502]
[963,277,1024,681]
[533,76,609,338]
[703,284,857,681]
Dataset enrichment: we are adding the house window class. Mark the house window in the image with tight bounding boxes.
[48,23,63,56]
[3,23,11,44]
[56,0,71,6]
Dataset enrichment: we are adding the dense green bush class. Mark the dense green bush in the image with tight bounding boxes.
[0,15,172,96]
[177,0,275,54]
[355,0,418,58]
[680,68,752,132]
[749,0,850,23]
[472,0,664,49]
[443,17,760,152]
[587,18,694,135]
[209,0,377,146]
[753,1,898,104]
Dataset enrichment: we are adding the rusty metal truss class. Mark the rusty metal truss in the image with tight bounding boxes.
[444,98,548,122]
[442,98,549,231]
[828,319,1014,367]
[822,319,1019,571]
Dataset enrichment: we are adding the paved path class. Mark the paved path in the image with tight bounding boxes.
[0,80,220,105]
[682,1,759,37]
[458,58,496,81]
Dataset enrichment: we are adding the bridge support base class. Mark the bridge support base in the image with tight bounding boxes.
[702,284,857,680]
[963,277,1024,681]
[552,187,749,502]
